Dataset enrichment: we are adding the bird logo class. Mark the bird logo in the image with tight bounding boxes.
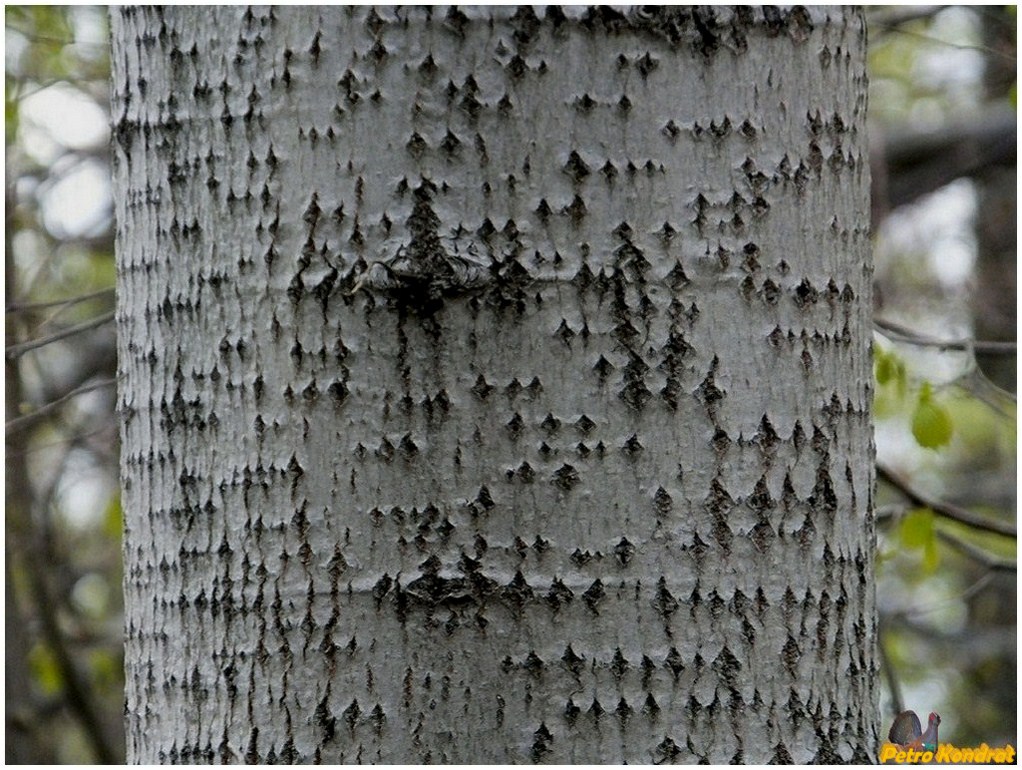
[888,710,941,753]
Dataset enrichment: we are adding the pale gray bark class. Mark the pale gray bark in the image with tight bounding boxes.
[113,7,876,763]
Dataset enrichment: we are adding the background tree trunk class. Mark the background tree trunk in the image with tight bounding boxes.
[113,7,876,763]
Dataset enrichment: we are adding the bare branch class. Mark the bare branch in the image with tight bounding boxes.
[5,377,117,435]
[878,626,906,717]
[4,310,115,360]
[875,106,1016,210]
[875,317,1016,355]
[867,6,947,38]
[877,463,1016,539]
[937,530,1016,572]
[6,286,115,314]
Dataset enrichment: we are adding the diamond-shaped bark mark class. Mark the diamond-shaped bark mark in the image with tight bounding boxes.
[501,377,521,399]
[800,347,814,371]
[315,692,336,742]
[516,461,535,483]
[399,433,418,459]
[639,655,656,689]
[535,198,553,222]
[328,380,348,405]
[564,698,581,725]
[810,464,837,513]
[594,355,615,382]
[439,130,461,155]
[619,380,652,411]
[708,498,734,552]
[615,698,633,722]
[782,636,801,676]
[711,428,731,455]
[664,647,684,679]
[611,648,629,680]
[376,437,395,462]
[660,378,680,411]
[666,260,690,290]
[506,53,527,80]
[477,218,496,239]
[565,194,588,224]
[561,644,585,676]
[653,577,679,617]
[614,537,635,566]
[545,577,574,611]
[371,574,393,607]
[696,357,724,409]
[471,374,494,400]
[747,476,774,512]
[622,434,644,457]
[505,413,525,439]
[503,570,534,613]
[712,646,741,689]
[556,319,575,344]
[523,650,544,677]
[342,698,361,729]
[634,696,657,726]
[540,413,561,434]
[601,160,618,182]
[710,116,732,138]
[552,464,580,492]
[636,51,659,78]
[574,414,596,435]
[756,415,779,451]
[563,150,591,182]
[406,132,427,158]
[656,221,677,243]
[664,331,694,360]
[662,120,680,142]
[531,722,553,763]
[570,551,594,570]
[460,92,482,121]
[582,579,605,613]
[654,736,682,764]
[612,319,639,344]
[475,485,495,510]
[652,486,673,517]
[759,278,781,306]
[794,278,819,309]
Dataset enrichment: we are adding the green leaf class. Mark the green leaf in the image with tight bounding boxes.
[875,348,895,384]
[922,537,940,574]
[911,382,953,449]
[900,507,934,550]
[29,642,63,695]
[102,494,122,539]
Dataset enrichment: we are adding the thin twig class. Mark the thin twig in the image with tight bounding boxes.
[4,310,115,360]
[875,317,1016,355]
[5,377,117,435]
[936,530,1016,572]
[878,625,905,717]
[872,24,1017,62]
[868,5,946,38]
[6,286,114,314]
[877,464,1016,539]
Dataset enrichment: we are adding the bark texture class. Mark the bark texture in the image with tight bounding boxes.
[113,7,876,763]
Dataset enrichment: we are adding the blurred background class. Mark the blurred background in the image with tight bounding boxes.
[4,6,1016,762]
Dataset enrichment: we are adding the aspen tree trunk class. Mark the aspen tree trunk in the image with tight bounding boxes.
[113,7,876,763]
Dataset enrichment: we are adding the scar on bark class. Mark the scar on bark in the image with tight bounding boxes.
[348,183,490,315]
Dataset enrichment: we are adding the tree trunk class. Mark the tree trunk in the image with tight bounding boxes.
[112,7,876,763]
